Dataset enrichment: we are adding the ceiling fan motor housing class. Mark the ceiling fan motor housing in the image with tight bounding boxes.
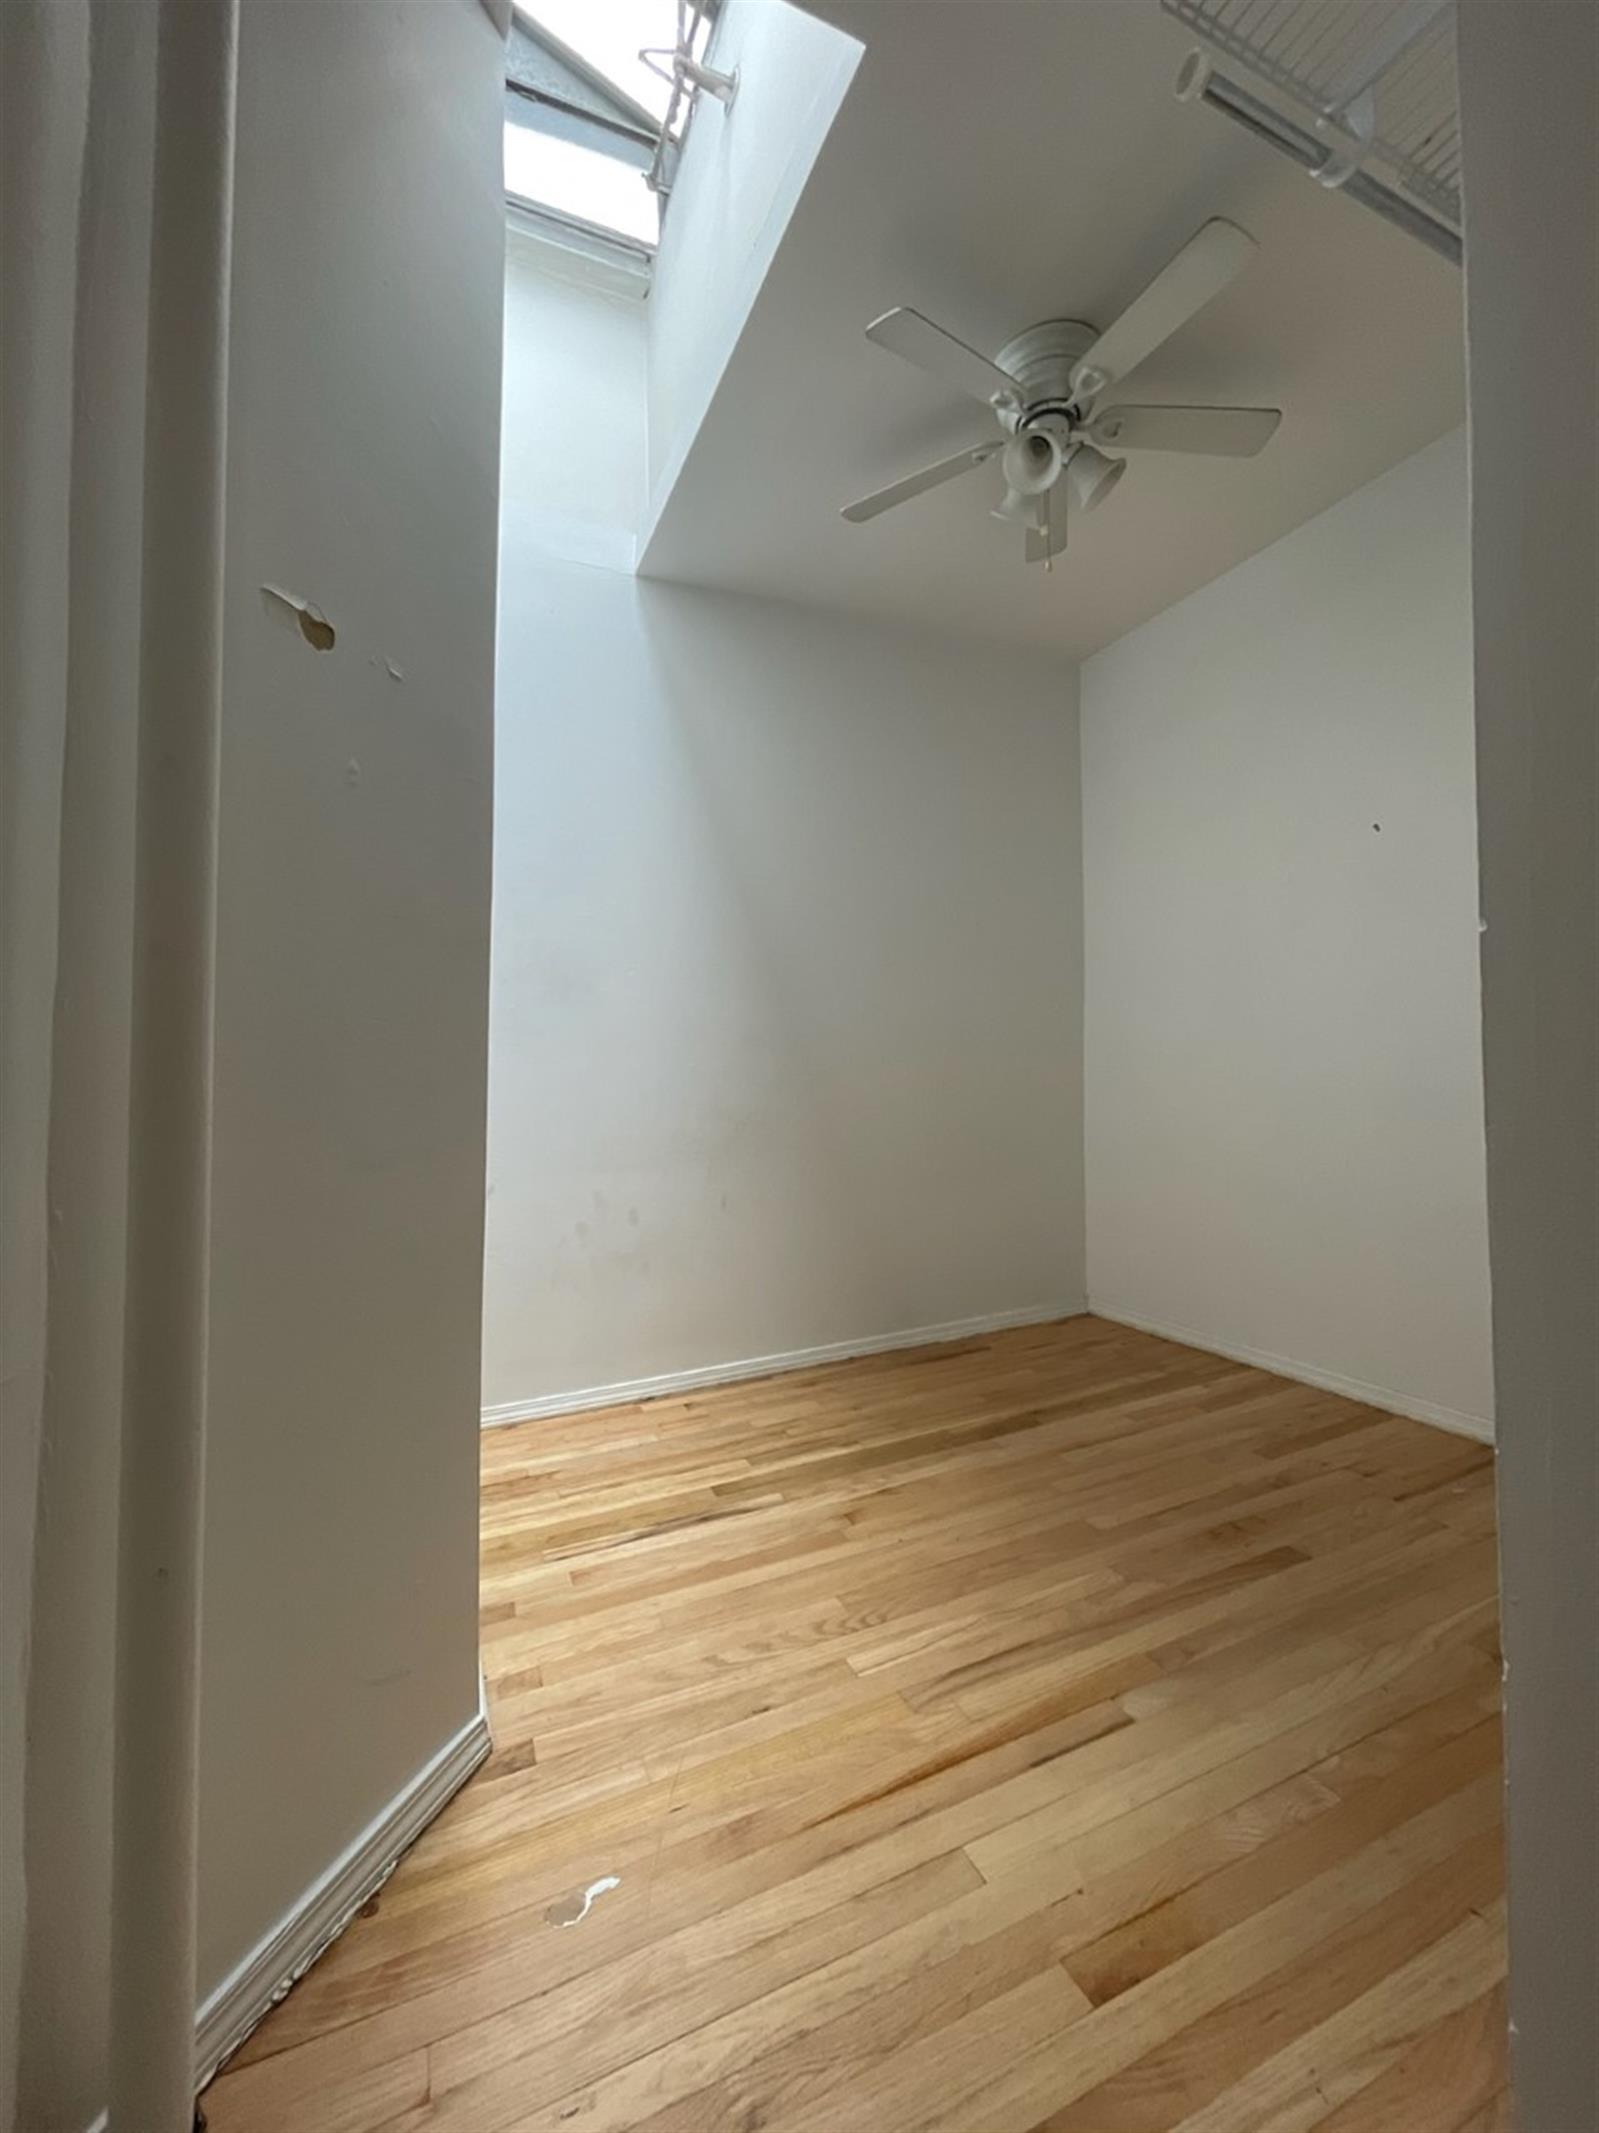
[993,318,1100,423]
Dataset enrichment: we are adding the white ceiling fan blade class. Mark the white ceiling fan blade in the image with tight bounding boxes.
[1025,484,1066,567]
[1088,405,1281,457]
[865,307,1023,406]
[840,440,1001,523]
[1070,219,1258,399]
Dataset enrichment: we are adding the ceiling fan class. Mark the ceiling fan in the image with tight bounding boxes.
[840,218,1281,567]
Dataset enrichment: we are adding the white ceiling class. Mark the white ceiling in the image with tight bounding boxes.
[640,0,1466,661]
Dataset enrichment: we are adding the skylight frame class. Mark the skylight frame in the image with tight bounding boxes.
[503,1,721,263]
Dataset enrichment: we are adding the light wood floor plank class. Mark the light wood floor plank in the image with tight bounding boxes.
[201,1317,1506,2133]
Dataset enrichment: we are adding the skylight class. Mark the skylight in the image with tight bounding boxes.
[505,3,715,255]
[523,1,677,124]
[504,126,661,249]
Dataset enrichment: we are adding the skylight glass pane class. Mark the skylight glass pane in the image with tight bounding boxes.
[521,1,683,125]
[504,123,661,247]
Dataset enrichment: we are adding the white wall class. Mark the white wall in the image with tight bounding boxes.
[502,230,646,570]
[199,0,501,2021]
[485,252,1085,1416]
[1081,429,1493,1435]
[642,0,860,533]
[3,4,504,2118]
[0,13,96,2123]
[7,7,154,2120]
[1458,4,1598,2123]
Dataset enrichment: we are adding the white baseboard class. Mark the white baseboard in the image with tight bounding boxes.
[194,1679,492,2089]
[481,1300,1088,1428]
[1091,1301,1495,1444]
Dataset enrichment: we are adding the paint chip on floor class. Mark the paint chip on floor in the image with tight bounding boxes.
[544,1874,620,1928]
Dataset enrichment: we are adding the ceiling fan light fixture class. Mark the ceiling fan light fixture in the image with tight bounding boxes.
[1066,442,1126,513]
[999,427,1062,497]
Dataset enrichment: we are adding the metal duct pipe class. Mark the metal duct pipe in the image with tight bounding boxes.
[1176,53,1463,268]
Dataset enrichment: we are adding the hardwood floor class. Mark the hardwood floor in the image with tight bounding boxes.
[202,1316,1509,2133]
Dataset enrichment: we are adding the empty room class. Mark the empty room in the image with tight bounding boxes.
[4,4,1593,2133]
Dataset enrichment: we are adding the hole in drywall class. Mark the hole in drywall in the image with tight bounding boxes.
[262,582,336,652]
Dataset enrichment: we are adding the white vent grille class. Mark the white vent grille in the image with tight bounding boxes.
[1163,0,1461,231]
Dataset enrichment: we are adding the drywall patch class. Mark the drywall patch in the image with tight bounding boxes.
[261,582,335,651]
